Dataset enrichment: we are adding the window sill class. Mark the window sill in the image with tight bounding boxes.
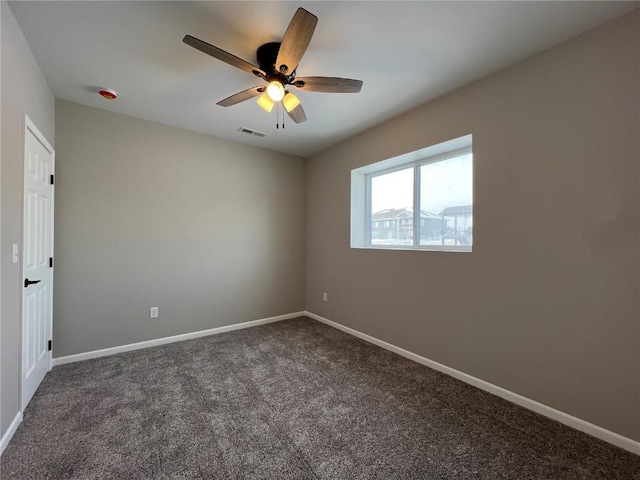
[351,245,472,253]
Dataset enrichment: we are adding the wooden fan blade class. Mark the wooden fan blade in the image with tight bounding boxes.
[217,86,266,107]
[286,103,307,124]
[183,35,265,77]
[293,77,363,93]
[275,8,318,75]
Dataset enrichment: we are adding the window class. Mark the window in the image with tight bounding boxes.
[351,135,472,252]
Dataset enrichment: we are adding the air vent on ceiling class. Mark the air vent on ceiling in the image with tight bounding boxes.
[238,127,267,138]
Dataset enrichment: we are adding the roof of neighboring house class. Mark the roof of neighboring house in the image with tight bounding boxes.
[372,208,440,222]
[439,205,473,216]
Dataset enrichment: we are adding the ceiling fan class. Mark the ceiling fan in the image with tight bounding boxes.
[183,7,363,124]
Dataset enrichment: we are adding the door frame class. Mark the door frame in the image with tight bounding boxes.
[21,115,55,410]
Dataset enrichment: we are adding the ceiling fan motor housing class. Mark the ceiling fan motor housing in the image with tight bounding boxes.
[256,42,296,84]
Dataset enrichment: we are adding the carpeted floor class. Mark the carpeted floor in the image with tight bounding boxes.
[1,317,638,479]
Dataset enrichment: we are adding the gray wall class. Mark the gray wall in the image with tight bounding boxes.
[305,11,639,441]
[54,100,306,357]
[1,1,55,438]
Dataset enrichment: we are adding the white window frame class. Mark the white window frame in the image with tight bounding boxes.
[351,135,472,252]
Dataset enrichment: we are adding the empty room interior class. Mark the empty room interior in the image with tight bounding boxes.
[1,1,639,478]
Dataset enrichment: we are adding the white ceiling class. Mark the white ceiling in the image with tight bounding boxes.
[9,1,638,158]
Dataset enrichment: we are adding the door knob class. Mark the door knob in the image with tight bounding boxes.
[24,278,41,288]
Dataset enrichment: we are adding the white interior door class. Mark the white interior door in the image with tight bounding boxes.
[22,116,55,409]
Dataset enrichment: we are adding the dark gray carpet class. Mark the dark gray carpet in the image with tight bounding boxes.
[2,317,638,479]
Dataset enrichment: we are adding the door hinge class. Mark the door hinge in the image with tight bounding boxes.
[50,174,54,185]
[48,340,52,351]
[49,257,53,268]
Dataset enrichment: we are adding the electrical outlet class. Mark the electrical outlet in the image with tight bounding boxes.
[323,292,328,302]
[149,306,159,318]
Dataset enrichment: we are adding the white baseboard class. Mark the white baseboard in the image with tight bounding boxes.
[0,411,22,455]
[304,311,640,456]
[52,311,305,367]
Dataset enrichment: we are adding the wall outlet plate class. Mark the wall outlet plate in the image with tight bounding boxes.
[323,292,328,302]
[150,306,159,318]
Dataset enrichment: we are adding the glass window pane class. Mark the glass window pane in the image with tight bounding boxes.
[370,167,413,245]
[419,154,473,246]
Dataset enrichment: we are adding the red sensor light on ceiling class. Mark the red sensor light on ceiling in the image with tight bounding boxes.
[98,89,117,100]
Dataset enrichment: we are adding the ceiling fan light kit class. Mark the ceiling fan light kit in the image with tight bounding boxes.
[266,81,285,101]
[282,91,301,113]
[183,7,363,125]
[257,93,275,113]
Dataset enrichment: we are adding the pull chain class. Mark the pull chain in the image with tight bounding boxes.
[275,103,285,130]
